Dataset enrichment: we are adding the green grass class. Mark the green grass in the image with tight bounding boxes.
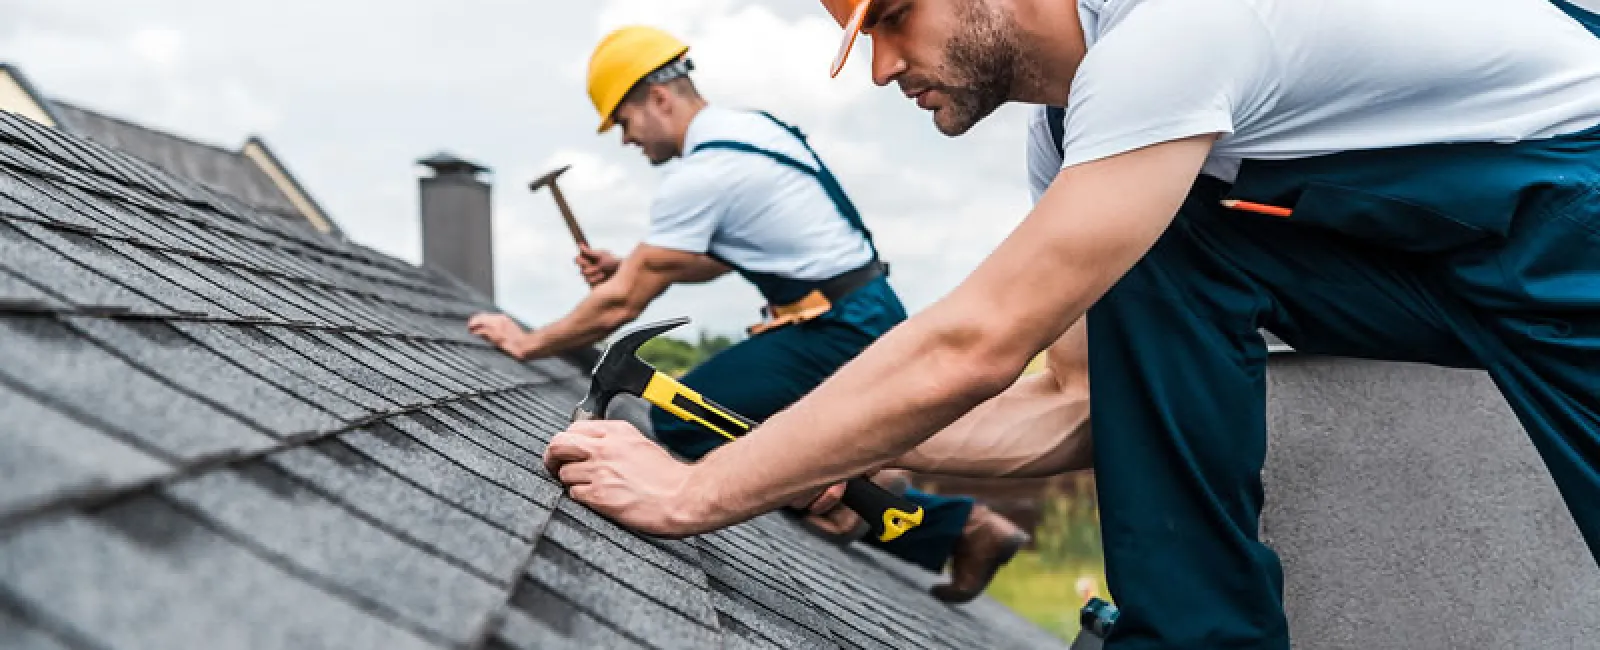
[988,552,1109,642]
[984,476,1110,643]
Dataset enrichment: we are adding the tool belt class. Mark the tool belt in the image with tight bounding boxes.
[748,260,887,336]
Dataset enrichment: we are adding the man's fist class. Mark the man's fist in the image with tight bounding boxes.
[467,313,527,357]
[544,420,711,538]
[576,245,621,287]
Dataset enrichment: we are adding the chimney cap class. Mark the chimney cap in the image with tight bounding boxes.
[418,151,490,177]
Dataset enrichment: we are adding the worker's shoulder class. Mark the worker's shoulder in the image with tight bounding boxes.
[686,106,815,164]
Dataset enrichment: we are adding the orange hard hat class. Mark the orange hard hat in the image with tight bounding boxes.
[820,0,875,78]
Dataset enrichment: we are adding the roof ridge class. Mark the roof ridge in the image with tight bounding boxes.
[47,98,244,159]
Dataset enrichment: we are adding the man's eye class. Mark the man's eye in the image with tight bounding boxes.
[882,6,908,27]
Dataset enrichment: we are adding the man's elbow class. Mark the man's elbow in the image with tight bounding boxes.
[922,317,1036,407]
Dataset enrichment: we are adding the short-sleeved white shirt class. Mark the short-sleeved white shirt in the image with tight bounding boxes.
[645,105,875,280]
[1060,0,1600,182]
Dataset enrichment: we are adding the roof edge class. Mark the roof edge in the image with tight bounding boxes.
[240,136,343,237]
[0,63,66,128]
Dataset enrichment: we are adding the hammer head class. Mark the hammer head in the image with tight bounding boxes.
[528,164,572,192]
[571,317,690,422]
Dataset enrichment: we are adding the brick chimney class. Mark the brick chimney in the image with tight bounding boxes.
[417,151,494,300]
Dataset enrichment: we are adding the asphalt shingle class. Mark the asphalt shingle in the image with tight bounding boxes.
[337,424,551,541]
[0,380,169,518]
[266,442,530,583]
[65,317,344,438]
[0,220,150,314]
[0,501,436,650]
[168,321,373,421]
[0,267,67,311]
[494,582,648,650]
[9,221,209,317]
[261,327,430,407]
[0,606,75,650]
[0,314,274,462]
[522,542,720,650]
[163,464,503,644]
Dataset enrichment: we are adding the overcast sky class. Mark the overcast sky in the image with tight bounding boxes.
[4,0,1040,339]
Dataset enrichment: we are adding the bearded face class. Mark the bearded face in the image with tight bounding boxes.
[870,0,1034,136]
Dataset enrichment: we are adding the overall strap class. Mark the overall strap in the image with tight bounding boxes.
[691,111,879,258]
[1553,0,1600,37]
[1046,106,1067,160]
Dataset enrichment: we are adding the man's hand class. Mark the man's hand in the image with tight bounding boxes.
[467,313,528,358]
[576,245,622,287]
[544,420,714,539]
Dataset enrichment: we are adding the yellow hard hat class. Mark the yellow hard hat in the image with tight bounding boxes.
[587,26,691,133]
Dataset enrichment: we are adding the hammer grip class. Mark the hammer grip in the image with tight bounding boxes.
[638,371,925,543]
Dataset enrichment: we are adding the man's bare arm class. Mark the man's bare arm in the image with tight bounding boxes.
[678,135,1218,530]
[892,317,1093,479]
[476,245,728,360]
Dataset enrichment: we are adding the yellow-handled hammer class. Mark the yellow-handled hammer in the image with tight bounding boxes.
[571,317,924,543]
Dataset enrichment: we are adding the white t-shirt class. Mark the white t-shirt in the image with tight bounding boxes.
[1061,0,1600,182]
[645,105,875,280]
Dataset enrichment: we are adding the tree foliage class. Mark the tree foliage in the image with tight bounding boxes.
[636,330,738,377]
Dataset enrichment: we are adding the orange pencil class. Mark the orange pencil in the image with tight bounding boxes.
[1220,199,1293,218]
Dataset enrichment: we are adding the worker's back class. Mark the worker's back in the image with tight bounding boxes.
[646,105,874,283]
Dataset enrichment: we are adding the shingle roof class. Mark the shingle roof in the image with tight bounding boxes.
[45,100,339,235]
[0,108,1069,650]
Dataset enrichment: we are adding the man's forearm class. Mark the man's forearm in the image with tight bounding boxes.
[516,287,636,359]
[668,135,1216,531]
[895,318,1094,478]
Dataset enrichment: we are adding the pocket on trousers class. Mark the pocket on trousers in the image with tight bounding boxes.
[1264,182,1501,253]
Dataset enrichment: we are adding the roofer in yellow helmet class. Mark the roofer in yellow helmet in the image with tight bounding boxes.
[467,25,1026,603]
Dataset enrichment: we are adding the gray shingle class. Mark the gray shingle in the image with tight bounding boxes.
[439,399,544,457]
[0,606,75,650]
[553,498,707,586]
[541,510,718,627]
[387,414,557,504]
[708,577,838,650]
[524,541,719,650]
[229,267,329,326]
[261,327,429,407]
[64,317,344,438]
[0,380,169,518]
[0,170,103,234]
[338,424,551,541]
[0,501,436,650]
[163,464,503,644]
[267,442,530,582]
[309,331,452,400]
[168,321,373,421]
[29,177,145,241]
[100,240,257,319]
[0,220,150,314]
[202,323,396,412]
[494,583,648,650]
[0,314,274,463]
[0,266,67,311]
[410,409,541,473]
[9,220,210,317]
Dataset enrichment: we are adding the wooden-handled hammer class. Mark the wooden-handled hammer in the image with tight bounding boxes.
[529,165,589,251]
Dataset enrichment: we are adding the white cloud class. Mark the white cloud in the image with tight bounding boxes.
[127,27,183,68]
[1,0,1040,339]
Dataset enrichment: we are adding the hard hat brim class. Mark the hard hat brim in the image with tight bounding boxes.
[830,0,873,78]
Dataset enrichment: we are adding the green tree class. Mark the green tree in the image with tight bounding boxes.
[636,330,741,377]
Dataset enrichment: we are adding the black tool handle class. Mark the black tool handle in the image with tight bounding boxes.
[672,385,926,543]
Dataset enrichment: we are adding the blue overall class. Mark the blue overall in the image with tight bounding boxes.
[650,111,974,573]
[1094,4,1600,647]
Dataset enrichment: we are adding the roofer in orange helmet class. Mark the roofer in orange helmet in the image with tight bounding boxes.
[468,25,1027,603]
[548,2,1600,647]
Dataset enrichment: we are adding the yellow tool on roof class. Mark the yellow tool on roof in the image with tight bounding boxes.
[586,26,691,133]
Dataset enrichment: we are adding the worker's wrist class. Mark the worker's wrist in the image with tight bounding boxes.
[674,455,738,533]
[512,330,546,361]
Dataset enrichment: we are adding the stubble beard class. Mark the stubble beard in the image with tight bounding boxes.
[933,2,1033,137]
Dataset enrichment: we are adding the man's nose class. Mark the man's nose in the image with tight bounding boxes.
[871,38,907,87]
